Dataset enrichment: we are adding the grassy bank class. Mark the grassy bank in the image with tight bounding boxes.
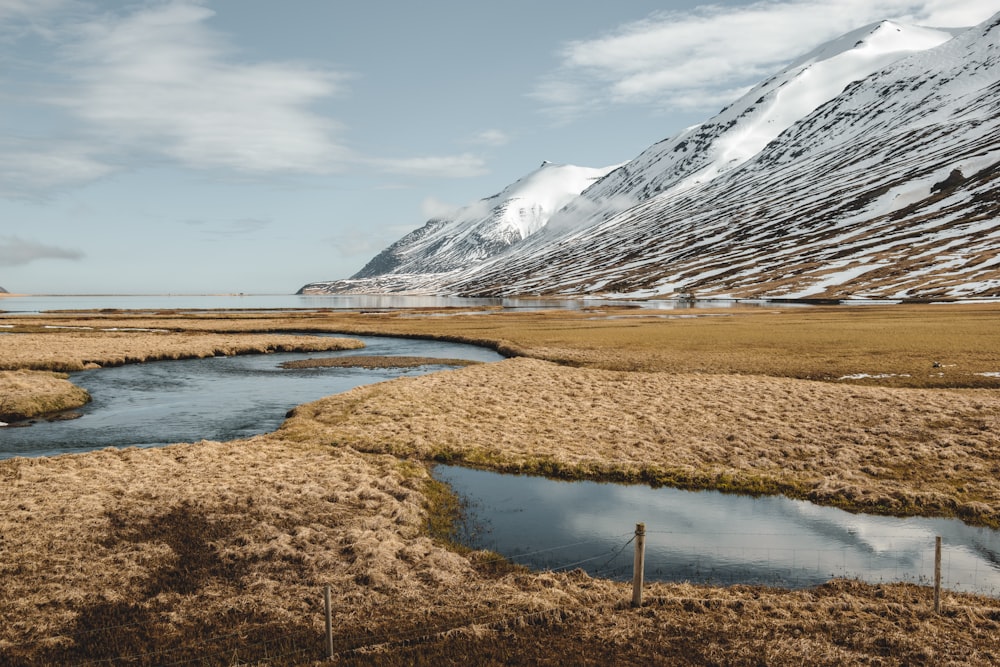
[0,370,91,422]
[1,435,998,666]
[0,330,364,372]
[280,356,1000,527]
[0,438,618,665]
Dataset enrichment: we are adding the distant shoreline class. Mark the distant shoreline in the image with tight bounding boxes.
[0,292,288,297]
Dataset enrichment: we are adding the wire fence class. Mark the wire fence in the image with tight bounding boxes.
[488,528,1000,598]
[3,530,997,665]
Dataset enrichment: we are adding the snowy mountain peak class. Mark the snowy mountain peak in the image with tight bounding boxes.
[570,21,959,213]
[439,13,1000,301]
[301,15,999,301]
[298,161,618,293]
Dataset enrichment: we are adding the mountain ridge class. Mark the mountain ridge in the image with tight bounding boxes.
[300,15,999,300]
[300,161,618,294]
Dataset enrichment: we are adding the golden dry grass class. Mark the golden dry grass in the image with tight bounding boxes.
[7,302,997,386]
[0,437,620,664]
[2,304,1000,664]
[0,370,91,421]
[0,330,363,372]
[280,357,1000,526]
[1,436,998,666]
[334,303,1000,389]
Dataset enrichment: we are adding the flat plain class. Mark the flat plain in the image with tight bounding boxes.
[1,304,998,665]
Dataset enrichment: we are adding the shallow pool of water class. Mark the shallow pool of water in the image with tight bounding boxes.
[434,465,1000,596]
[0,336,503,459]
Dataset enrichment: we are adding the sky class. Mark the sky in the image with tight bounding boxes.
[1,0,997,294]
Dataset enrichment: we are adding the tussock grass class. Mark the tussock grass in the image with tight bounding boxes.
[2,304,1000,664]
[281,357,1000,526]
[0,331,363,372]
[0,370,90,421]
[0,438,616,665]
[2,438,998,666]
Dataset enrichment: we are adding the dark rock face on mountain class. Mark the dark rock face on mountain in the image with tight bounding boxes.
[302,15,1000,300]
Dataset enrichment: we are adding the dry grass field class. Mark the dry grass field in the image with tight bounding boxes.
[281,356,1000,527]
[0,370,91,422]
[1,303,999,664]
[2,433,998,666]
[0,329,364,373]
[6,302,997,385]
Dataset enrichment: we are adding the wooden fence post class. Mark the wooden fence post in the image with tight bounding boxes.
[934,536,942,614]
[632,523,646,608]
[325,584,334,659]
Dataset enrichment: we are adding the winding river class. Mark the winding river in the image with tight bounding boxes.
[2,332,998,595]
[0,335,503,459]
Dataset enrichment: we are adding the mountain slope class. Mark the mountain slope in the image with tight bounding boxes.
[299,162,617,294]
[444,13,1000,300]
[299,16,999,301]
[540,20,961,238]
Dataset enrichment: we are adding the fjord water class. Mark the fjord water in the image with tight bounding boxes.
[0,293,785,314]
[434,465,1000,596]
[0,336,503,459]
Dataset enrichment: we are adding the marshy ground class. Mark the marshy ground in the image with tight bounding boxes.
[1,304,999,665]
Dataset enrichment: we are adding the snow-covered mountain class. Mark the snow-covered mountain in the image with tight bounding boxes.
[299,161,617,294]
[540,20,962,237]
[301,15,1000,300]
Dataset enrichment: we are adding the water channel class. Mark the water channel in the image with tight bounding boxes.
[3,331,998,595]
[0,335,504,459]
[433,466,1000,596]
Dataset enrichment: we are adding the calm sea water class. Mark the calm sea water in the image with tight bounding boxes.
[0,293,777,314]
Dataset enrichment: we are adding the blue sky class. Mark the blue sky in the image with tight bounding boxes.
[1,0,996,294]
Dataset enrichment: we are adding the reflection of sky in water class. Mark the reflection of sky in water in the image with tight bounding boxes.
[435,466,1000,595]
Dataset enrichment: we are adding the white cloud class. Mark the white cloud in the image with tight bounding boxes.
[188,218,271,238]
[0,139,114,199]
[374,153,488,179]
[421,196,460,220]
[0,235,83,266]
[0,0,71,21]
[53,1,350,174]
[469,129,510,147]
[534,0,1000,119]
